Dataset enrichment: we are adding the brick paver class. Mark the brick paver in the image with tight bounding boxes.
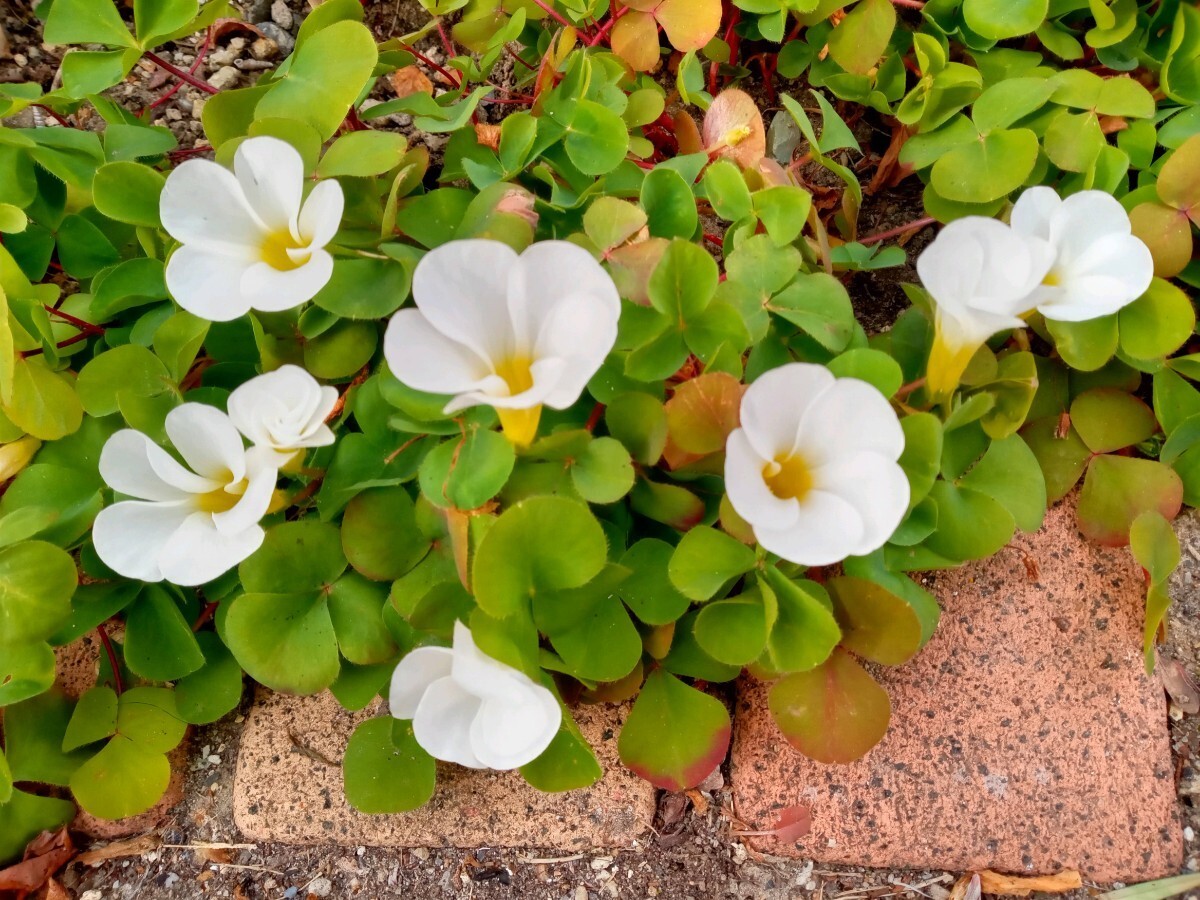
[730,499,1181,880]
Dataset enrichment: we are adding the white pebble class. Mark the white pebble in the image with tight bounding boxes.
[1186,826,1196,841]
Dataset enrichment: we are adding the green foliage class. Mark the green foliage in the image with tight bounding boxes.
[0,0,1196,849]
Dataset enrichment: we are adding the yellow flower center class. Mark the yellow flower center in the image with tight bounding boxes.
[194,474,247,514]
[764,454,813,502]
[724,125,752,147]
[493,355,541,448]
[1042,269,1060,287]
[260,228,307,271]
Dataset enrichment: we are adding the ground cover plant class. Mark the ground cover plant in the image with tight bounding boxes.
[0,0,1198,855]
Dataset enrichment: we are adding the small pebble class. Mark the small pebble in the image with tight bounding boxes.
[1186,826,1196,841]
[13,53,27,67]
[283,888,298,900]
[575,887,589,900]
[250,37,278,61]
[256,22,294,55]
[81,892,103,900]
[207,65,240,90]
[245,0,273,23]
[308,877,333,898]
[270,0,294,29]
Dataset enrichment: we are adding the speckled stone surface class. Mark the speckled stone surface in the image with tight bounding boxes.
[233,689,656,848]
[731,498,1181,881]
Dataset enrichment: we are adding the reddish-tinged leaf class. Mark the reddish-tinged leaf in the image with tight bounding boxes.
[1156,133,1200,225]
[768,648,891,763]
[770,804,812,842]
[1128,202,1192,278]
[1077,455,1183,546]
[655,0,721,52]
[673,110,704,156]
[702,89,767,168]
[611,10,660,72]
[618,669,731,791]
[664,372,744,458]
[827,576,923,666]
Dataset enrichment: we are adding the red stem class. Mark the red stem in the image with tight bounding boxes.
[858,216,936,245]
[530,0,574,29]
[402,44,462,88]
[96,624,124,695]
[33,104,72,127]
[192,600,219,633]
[435,18,457,59]
[145,50,219,95]
[149,28,212,111]
[45,304,105,335]
[588,4,627,46]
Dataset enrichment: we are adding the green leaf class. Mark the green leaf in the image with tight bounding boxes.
[753,186,813,245]
[694,595,768,665]
[115,686,187,752]
[1131,510,1179,673]
[828,576,923,665]
[641,169,699,239]
[4,690,89,786]
[342,487,430,581]
[963,0,1048,39]
[921,480,1015,561]
[77,344,172,418]
[343,718,436,814]
[254,21,379,141]
[930,128,1039,203]
[0,641,55,706]
[768,647,891,763]
[702,160,753,221]
[0,790,75,864]
[1118,278,1196,361]
[63,686,118,752]
[70,736,170,820]
[328,573,398,665]
[563,99,630,176]
[122,585,205,682]
[91,257,169,318]
[175,631,244,725]
[957,433,1047,532]
[302,319,378,380]
[828,349,903,398]
[826,0,895,75]
[1046,314,1118,371]
[767,273,855,351]
[61,48,141,99]
[473,496,608,618]
[419,429,515,510]
[571,436,635,504]
[549,592,642,682]
[224,592,340,694]
[605,393,668,465]
[313,257,410,320]
[668,525,756,601]
[5,357,83,440]
[1077,456,1183,546]
[44,0,137,48]
[897,412,943,507]
[1097,874,1200,900]
[1070,388,1157,453]
[134,0,197,47]
[240,520,347,594]
[617,539,692,625]
[758,569,841,674]
[93,162,166,228]
[617,669,730,791]
[317,131,408,178]
[520,719,603,792]
[0,540,76,644]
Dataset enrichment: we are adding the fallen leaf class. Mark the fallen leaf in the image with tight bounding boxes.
[0,829,75,895]
[974,869,1082,896]
[474,123,501,151]
[770,804,812,842]
[44,877,70,900]
[949,873,981,900]
[390,65,433,98]
[1159,653,1200,714]
[75,834,161,867]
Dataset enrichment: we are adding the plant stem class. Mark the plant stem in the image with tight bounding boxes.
[529,0,574,30]
[150,28,213,111]
[192,600,219,632]
[858,215,935,245]
[96,623,124,695]
[145,50,219,95]
[45,305,105,335]
[587,4,627,46]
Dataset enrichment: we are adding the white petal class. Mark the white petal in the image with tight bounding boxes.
[389,647,454,719]
[506,241,620,351]
[91,500,192,582]
[165,403,247,482]
[470,690,562,770]
[474,357,566,410]
[798,377,905,467]
[233,136,304,234]
[160,158,267,252]
[754,488,865,566]
[1009,185,1060,241]
[383,309,495,397]
[724,429,800,531]
[99,429,209,500]
[1039,235,1153,321]
[228,365,334,450]
[211,448,276,536]
[1050,190,1133,263]
[411,239,520,363]
[810,452,910,555]
[165,245,256,323]
[739,363,833,460]
[298,179,344,250]
[412,677,487,768]
[240,251,334,312]
[156,512,265,586]
[531,291,618,410]
[449,620,529,701]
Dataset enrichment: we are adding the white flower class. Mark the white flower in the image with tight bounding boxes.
[1009,186,1154,322]
[724,363,909,566]
[389,621,561,770]
[160,136,344,322]
[915,216,1053,400]
[93,404,278,586]
[383,239,621,447]
[227,364,338,465]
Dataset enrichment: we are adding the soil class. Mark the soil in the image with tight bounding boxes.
[2,0,1197,896]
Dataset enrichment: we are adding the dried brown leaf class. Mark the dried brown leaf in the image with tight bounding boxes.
[390,65,433,99]
[975,869,1082,897]
[0,829,75,895]
[74,834,160,867]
